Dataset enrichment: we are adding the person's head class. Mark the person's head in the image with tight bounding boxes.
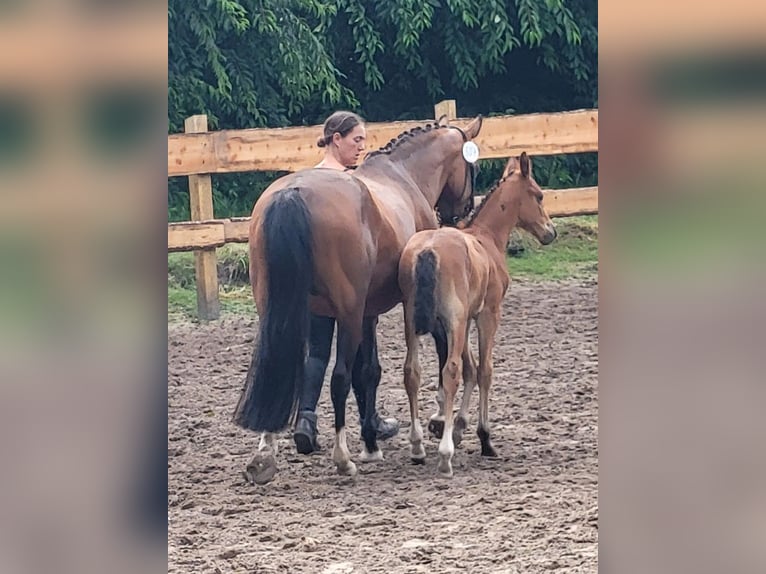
[317,111,366,167]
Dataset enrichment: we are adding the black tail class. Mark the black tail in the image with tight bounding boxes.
[414,250,438,335]
[233,188,313,432]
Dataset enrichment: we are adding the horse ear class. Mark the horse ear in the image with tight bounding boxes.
[464,114,483,139]
[503,156,517,178]
[437,114,449,127]
[520,151,530,178]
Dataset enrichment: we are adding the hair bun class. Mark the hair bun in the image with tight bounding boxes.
[316,136,327,148]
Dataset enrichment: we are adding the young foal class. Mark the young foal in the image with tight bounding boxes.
[397,152,557,477]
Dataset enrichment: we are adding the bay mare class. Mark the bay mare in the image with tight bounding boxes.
[233,115,484,484]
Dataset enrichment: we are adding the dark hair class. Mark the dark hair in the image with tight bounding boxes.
[316,111,364,148]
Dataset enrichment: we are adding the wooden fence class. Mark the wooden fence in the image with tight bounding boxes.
[168,100,598,319]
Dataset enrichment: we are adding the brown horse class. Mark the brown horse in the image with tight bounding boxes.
[233,115,484,484]
[397,152,557,477]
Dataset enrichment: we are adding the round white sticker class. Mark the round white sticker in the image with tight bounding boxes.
[462,141,480,163]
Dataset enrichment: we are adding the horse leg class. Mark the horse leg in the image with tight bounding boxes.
[476,308,499,458]
[293,315,336,454]
[402,304,425,463]
[355,316,384,461]
[330,321,362,476]
[428,320,448,439]
[453,338,477,447]
[437,317,467,477]
[244,432,279,485]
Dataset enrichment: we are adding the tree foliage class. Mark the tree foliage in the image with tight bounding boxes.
[168,0,597,219]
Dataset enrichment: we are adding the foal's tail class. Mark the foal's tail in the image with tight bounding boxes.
[233,188,312,432]
[414,250,438,336]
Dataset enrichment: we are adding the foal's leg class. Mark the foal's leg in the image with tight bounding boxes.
[437,317,467,477]
[427,322,448,439]
[476,308,500,457]
[355,316,383,462]
[453,338,477,447]
[330,321,362,476]
[402,304,425,463]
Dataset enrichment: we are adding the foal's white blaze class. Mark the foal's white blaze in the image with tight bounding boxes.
[332,427,357,476]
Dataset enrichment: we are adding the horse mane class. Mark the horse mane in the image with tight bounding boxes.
[365,122,447,159]
[464,171,514,227]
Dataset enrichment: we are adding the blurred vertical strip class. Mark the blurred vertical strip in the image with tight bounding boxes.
[600,2,766,574]
[0,2,167,574]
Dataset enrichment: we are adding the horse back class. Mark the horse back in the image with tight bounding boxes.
[400,228,492,319]
[249,169,387,319]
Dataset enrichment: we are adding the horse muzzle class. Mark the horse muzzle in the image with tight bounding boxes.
[540,223,557,245]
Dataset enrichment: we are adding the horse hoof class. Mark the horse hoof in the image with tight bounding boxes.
[481,445,499,458]
[410,444,426,463]
[359,448,383,463]
[436,462,453,478]
[452,430,464,447]
[244,452,278,485]
[337,460,358,477]
[428,418,444,439]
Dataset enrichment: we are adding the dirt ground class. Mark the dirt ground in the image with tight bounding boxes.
[168,278,598,574]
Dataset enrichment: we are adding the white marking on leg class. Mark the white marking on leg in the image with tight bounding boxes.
[245,432,279,485]
[437,418,455,477]
[410,417,425,461]
[431,384,445,420]
[437,359,461,478]
[332,427,357,476]
[258,432,278,455]
[359,447,383,462]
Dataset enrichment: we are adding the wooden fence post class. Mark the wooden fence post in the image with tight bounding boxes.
[184,115,220,321]
[434,99,457,122]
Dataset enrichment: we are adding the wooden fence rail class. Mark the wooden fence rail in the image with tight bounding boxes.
[168,187,598,253]
[168,100,598,319]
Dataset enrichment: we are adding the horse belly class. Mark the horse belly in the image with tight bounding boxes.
[365,254,404,315]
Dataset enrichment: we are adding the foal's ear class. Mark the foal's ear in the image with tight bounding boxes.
[520,151,531,178]
[437,114,449,127]
[464,114,483,139]
[502,156,518,178]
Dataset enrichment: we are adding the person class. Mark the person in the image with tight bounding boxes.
[293,110,400,454]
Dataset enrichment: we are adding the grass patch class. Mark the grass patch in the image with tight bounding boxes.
[168,244,254,320]
[168,284,255,321]
[506,215,598,280]
[168,216,598,319]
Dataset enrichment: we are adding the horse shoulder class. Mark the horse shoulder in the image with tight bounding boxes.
[490,255,511,298]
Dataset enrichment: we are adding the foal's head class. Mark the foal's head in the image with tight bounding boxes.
[502,152,557,245]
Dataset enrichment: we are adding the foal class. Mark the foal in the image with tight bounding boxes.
[397,152,557,477]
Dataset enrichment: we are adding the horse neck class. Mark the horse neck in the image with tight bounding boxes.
[365,132,455,207]
[469,183,520,253]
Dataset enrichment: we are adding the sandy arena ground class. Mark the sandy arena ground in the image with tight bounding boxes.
[169,278,598,573]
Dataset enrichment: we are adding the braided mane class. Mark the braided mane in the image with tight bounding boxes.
[365,122,447,159]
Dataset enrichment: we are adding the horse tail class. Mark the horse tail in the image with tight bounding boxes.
[414,250,438,336]
[233,188,313,432]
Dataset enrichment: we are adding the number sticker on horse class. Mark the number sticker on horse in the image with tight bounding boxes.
[462,141,480,163]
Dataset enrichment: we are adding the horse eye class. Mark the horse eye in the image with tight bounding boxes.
[536,195,543,204]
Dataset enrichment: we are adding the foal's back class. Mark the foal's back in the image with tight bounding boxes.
[398,226,509,322]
